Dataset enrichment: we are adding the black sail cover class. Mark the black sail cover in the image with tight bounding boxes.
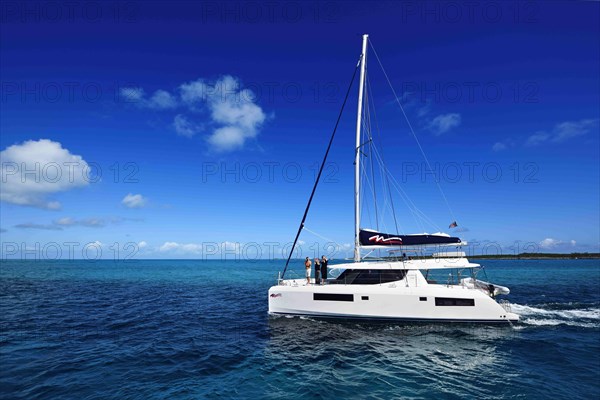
[359,229,461,247]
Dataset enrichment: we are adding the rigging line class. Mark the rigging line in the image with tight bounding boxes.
[377,153,433,232]
[302,226,345,251]
[382,161,442,233]
[370,145,429,232]
[360,158,375,230]
[367,73,400,235]
[369,40,457,223]
[281,54,362,279]
[363,75,379,230]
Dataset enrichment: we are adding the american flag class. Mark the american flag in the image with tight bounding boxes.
[449,221,458,228]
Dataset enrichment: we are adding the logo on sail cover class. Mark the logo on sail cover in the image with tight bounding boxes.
[270,293,282,298]
[368,235,403,245]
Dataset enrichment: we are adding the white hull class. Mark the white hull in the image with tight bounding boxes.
[268,271,518,323]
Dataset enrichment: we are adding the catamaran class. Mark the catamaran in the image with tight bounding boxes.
[268,34,519,323]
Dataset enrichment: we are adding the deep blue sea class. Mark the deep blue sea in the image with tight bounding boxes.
[1,259,599,399]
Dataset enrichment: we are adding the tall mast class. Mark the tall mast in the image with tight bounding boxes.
[354,33,368,262]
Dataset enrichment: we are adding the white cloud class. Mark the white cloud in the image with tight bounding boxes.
[55,217,104,227]
[0,139,90,210]
[159,241,180,252]
[120,87,145,102]
[120,87,177,109]
[207,126,246,150]
[552,119,597,142]
[525,132,550,146]
[492,142,507,151]
[539,238,561,249]
[147,90,177,109]
[526,119,598,146]
[122,193,147,208]
[122,75,268,152]
[539,238,577,250]
[173,114,202,137]
[157,240,241,256]
[159,241,203,254]
[179,75,266,151]
[428,113,461,135]
[55,217,75,226]
[14,216,138,230]
[15,222,62,231]
[417,101,431,117]
[138,241,148,249]
[79,218,104,227]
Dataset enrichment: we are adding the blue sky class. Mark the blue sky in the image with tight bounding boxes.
[1,1,599,259]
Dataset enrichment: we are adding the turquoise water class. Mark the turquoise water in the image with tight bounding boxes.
[1,259,599,399]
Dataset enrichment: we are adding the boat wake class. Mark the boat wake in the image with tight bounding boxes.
[511,303,600,328]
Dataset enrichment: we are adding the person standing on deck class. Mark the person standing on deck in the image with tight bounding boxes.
[320,256,328,285]
[314,258,321,285]
[304,257,312,285]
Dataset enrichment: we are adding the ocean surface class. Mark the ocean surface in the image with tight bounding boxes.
[1,259,598,399]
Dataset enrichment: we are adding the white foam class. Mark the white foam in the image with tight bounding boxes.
[511,304,600,328]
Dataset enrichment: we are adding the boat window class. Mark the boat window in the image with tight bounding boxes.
[434,297,475,306]
[332,269,407,285]
[314,293,354,302]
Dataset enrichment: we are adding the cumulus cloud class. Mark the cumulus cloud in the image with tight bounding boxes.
[0,139,90,210]
[121,75,268,152]
[158,241,240,255]
[526,119,598,146]
[539,238,561,249]
[179,75,266,152]
[492,142,507,152]
[159,241,203,254]
[427,113,461,135]
[173,114,203,137]
[122,193,147,208]
[120,87,177,109]
[539,238,576,250]
[147,90,177,109]
[138,241,148,249]
[120,87,145,102]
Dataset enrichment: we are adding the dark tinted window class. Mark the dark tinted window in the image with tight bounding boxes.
[333,269,406,285]
[314,293,354,302]
[435,297,475,306]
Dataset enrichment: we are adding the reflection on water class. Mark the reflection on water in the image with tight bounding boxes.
[264,316,518,399]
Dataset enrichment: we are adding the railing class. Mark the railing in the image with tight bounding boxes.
[277,270,306,286]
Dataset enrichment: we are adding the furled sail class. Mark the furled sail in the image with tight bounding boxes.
[359,229,461,247]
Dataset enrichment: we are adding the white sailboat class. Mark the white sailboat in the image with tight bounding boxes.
[268,34,519,323]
